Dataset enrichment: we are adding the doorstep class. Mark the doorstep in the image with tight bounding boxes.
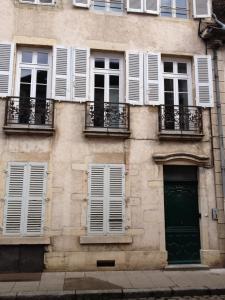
[164,264,210,271]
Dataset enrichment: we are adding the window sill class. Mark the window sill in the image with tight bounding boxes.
[84,128,130,138]
[80,235,133,244]
[3,125,55,136]
[0,236,50,245]
[158,131,204,141]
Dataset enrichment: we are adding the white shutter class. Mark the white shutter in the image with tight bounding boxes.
[4,163,26,235]
[25,163,47,234]
[145,52,162,105]
[127,0,143,12]
[193,0,211,18]
[72,48,90,102]
[53,46,70,100]
[194,55,213,107]
[144,0,159,14]
[73,0,90,7]
[108,165,125,234]
[88,165,105,234]
[0,43,14,97]
[126,51,144,105]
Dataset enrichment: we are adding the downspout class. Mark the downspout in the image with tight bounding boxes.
[213,48,225,205]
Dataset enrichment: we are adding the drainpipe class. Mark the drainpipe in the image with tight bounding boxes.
[213,48,225,206]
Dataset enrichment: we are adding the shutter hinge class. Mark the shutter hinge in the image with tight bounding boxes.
[125,226,130,230]
[46,171,50,175]
[0,198,5,203]
[4,170,8,175]
[83,198,87,202]
[45,198,50,202]
[43,226,49,231]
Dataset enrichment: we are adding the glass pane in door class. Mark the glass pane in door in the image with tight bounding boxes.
[19,69,32,124]
[164,79,175,130]
[109,75,119,128]
[178,79,189,130]
[35,70,48,125]
[94,74,105,127]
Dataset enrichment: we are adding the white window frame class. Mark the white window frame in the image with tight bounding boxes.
[90,0,124,13]
[90,52,125,103]
[15,47,52,98]
[19,0,55,5]
[162,58,192,106]
[160,0,188,18]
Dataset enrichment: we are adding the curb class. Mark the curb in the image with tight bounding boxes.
[1,287,225,299]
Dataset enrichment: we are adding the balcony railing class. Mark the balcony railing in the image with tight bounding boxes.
[84,101,130,137]
[158,105,203,139]
[4,97,54,133]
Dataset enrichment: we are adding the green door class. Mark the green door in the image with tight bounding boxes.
[164,181,201,264]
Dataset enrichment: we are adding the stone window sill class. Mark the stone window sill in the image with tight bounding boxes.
[0,237,50,245]
[80,235,132,244]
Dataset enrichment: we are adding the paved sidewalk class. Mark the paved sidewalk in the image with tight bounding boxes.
[0,269,225,299]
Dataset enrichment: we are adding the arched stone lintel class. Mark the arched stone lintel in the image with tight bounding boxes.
[153,152,210,167]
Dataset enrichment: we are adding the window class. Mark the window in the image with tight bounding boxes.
[4,162,47,235]
[20,0,54,4]
[88,164,125,234]
[160,0,188,18]
[92,0,124,12]
[15,48,52,125]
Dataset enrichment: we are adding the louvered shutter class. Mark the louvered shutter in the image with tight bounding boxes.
[0,43,14,97]
[72,48,90,101]
[53,46,70,100]
[194,55,213,107]
[4,163,26,235]
[126,51,144,105]
[144,0,159,14]
[88,165,105,234]
[127,0,143,12]
[25,163,47,234]
[145,52,162,105]
[73,0,90,7]
[193,0,211,18]
[108,165,125,234]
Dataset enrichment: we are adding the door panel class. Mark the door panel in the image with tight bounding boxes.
[164,181,201,264]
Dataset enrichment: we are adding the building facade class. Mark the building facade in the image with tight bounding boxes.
[0,0,224,272]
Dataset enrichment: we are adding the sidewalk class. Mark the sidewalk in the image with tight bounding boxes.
[1,269,225,299]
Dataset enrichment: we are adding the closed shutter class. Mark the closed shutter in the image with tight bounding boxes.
[73,0,90,7]
[193,0,211,18]
[88,165,105,234]
[26,163,47,234]
[127,0,143,12]
[4,163,26,234]
[53,46,70,100]
[0,43,14,97]
[72,48,90,101]
[194,55,213,107]
[145,52,162,105]
[126,51,144,105]
[144,0,159,14]
[108,165,125,234]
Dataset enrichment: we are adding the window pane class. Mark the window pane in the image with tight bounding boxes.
[22,51,33,63]
[21,69,32,83]
[37,52,48,65]
[110,59,119,70]
[178,80,188,92]
[36,84,47,99]
[109,89,119,103]
[178,63,187,74]
[179,93,188,106]
[39,0,53,3]
[110,75,119,103]
[93,0,106,10]
[161,0,172,17]
[110,0,123,11]
[176,0,187,18]
[37,70,48,84]
[20,84,31,98]
[95,58,105,69]
[165,92,174,105]
[95,74,105,88]
[110,75,119,88]
[164,79,174,92]
[164,62,173,73]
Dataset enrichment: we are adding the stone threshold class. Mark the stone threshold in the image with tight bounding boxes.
[164,264,210,271]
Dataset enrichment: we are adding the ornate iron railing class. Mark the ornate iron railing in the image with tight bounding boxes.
[85,101,130,131]
[4,97,54,128]
[159,105,203,134]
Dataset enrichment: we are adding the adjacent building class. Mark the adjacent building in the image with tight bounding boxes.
[0,0,224,272]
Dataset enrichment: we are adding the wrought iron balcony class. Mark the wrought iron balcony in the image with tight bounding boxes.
[84,101,130,137]
[158,105,203,140]
[3,97,55,134]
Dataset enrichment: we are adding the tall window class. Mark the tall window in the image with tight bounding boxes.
[161,0,188,18]
[16,48,52,125]
[92,0,123,12]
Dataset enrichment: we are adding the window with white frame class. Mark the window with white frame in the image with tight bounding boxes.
[160,0,188,18]
[88,164,125,235]
[92,0,124,12]
[19,0,54,4]
[4,162,47,235]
